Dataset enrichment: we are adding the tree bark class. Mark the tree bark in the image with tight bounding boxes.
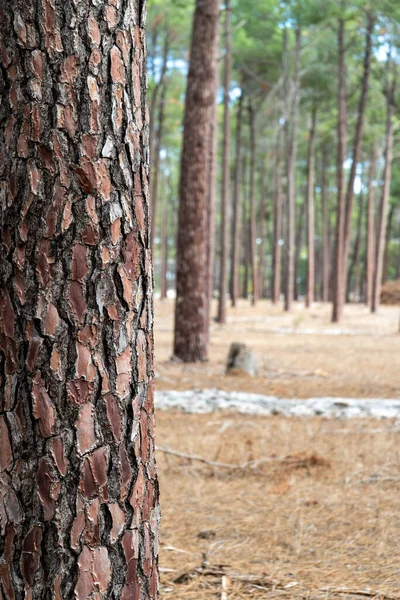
[150,77,168,255]
[366,145,376,308]
[217,0,232,323]
[372,61,397,313]
[348,186,365,301]
[272,129,283,304]
[231,92,244,307]
[284,27,301,312]
[306,108,317,308]
[160,171,169,300]
[294,200,305,300]
[248,101,258,306]
[321,145,331,303]
[174,0,220,362]
[332,18,348,322]
[0,2,159,599]
[383,204,395,285]
[342,13,374,303]
[258,156,268,299]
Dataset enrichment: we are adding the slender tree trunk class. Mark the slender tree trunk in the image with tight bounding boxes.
[372,63,397,313]
[205,29,220,325]
[321,145,330,302]
[332,18,348,322]
[231,92,244,307]
[294,201,305,300]
[151,78,167,255]
[160,171,169,300]
[366,145,376,308]
[306,108,317,308]
[248,101,258,306]
[0,2,159,598]
[348,188,365,301]
[272,129,283,304]
[383,204,395,284]
[174,0,220,362]
[258,158,267,299]
[342,14,374,302]
[217,0,232,323]
[284,27,301,311]
[150,32,169,238]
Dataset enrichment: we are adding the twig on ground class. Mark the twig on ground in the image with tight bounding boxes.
[318,588,399,599]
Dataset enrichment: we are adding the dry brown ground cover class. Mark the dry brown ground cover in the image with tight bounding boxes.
[154,300,400,599]
[155,299,400,399]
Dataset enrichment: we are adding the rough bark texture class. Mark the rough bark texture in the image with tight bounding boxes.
[248,102,258,306]
[342,13,374,303]
[272,130,283,305]
[372,62,396,313]
[332,18,348,322]
[230,92,243,307]
[306,109,316,308]
[217,0,232,323]
[174,0,219,362]
[321,145,330,303]
[0,1,159,599]
[366,146,376,308]
[284,27,301,312]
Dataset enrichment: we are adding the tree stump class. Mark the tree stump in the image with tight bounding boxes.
[226,343,258,377]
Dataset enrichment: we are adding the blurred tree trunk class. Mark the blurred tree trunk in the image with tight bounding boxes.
[151,78,168,255]
[383,204,395,285]
[248,101,258,306]
[342,13,374,301]
[284,27,301,312]
[272,129,283,304]
[348,187,365,301]
[0,1,159,598]
[231,92,244,307]
[294,201,305,300]
[366,145,376,308]
[150,33,169,250]
[306,108,317,308]
[332,18,348,322]
[160,170,169,300]
[217,0,232,323]
[372,59,397,313]
[174,0,220,361]
[321,145,331,303]
[258,157,267,299]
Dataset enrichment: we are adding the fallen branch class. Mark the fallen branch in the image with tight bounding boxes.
[156,445,247,471]
[221,576,229,600]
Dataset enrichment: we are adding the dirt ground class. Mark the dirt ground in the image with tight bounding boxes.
[155,299,400,399]
[155,300,400,599]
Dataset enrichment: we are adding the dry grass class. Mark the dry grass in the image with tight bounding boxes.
[158,412,400,599]
[154,299,400,399]
[154,299,400,598]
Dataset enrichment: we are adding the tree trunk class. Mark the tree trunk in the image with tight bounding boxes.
[0,2,159,599]
[231,92,244,307]
[348,187,365,301]
[272,129,283,304]
[151,78,168,256]
[258,157,267,299]
[306,108,317,308]
[383,204,395,285]
[372,62,396,313]
[284,27,301,312]
[321,145,330,303]
[160,171,169,300]
[366,145,376,308]
[217,0,232,323]
[294,201,305,300]
[332,18,348,322]
[248,101,258,306]
[174,0,220,362]
[342,14,374,303]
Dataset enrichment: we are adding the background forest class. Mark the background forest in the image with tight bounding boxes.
[148,0,400,324]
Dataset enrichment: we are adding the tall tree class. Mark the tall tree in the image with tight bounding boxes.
[174,0,220,362]
[366,145,377,308]
[306,107,317,307]
[151,77,168,255]
[272,128,283,304]
[217,0,233,323]
[372,55,397,313]
[332,17,348,322]
[284,26,301,312]
[321,144,331,303]
[0,1,159,598]
[248,101,258,305]
[231,92,244,307]
[342,12,374,301]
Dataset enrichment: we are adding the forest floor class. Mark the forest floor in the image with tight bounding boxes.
[154,300,400,599]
